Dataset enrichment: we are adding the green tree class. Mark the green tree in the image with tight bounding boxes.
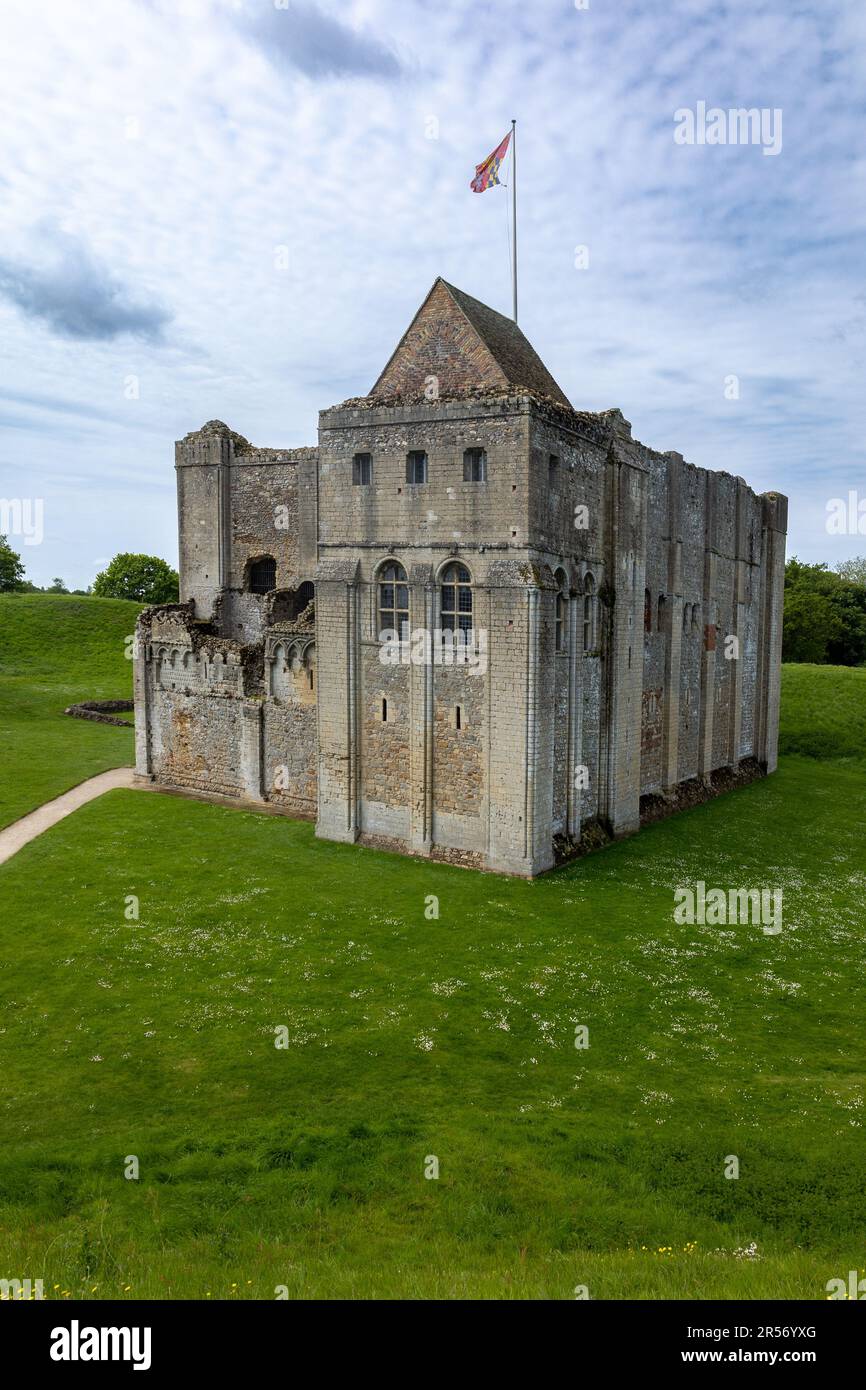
[782,587,842,663]
[835,556,866,586]
[47,577,68,593]
[0,535,26,592]
[783,557,866,665]
[92,553,179,604]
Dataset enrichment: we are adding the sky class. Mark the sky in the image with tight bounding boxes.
[1,0,865,589]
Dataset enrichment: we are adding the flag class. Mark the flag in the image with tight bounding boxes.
[470,130,511,193]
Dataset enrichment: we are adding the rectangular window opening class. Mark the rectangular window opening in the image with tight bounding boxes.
[463,448,487,482]
[406,451,428,484]
[352,452,372,486]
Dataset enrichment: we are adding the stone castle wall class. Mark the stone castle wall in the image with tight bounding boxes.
[136,290,786,878]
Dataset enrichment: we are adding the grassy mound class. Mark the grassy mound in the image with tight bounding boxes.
[779,663,866,762]
[0,594,138,827]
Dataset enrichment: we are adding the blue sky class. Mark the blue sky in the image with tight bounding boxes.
[1,0,865,588]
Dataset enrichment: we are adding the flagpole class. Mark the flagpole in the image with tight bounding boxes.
[511,118,518,323]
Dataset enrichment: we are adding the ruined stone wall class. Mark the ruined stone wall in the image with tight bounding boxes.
[176,422,317,632]
[263,702,317,817]
[142,660,318,814]
[228,448,317,592]
[149,686,244,798]
[175,433,226,622]
[135,599,318,815]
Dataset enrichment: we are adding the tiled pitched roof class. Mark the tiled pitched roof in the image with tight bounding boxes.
[440,280,571,407]
[369,277,572,408]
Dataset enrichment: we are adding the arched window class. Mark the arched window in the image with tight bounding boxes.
[583,574,596,652]
[657,594,666,632]
[555,570,568,653]
[296,580,314,608]
[249,556,276,594]
[440,562,472,634]
[378,561,409,640]
[644,588,653,633]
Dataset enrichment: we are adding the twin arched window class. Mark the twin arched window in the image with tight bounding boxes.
[377,561,474,637]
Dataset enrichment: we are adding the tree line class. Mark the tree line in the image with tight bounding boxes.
[783,557,866,665]
[0,536,179,605]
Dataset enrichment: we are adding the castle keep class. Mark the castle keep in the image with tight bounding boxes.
[134,277,787,876]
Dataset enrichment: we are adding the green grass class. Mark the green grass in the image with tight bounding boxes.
[1,619,865,1299]
[0,594,137,827]
[779,662,866,762]
[1,764,864,1299]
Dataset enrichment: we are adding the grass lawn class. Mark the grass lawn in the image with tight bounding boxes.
[0,594,137,828]
[779,662,866,762]
[1,601,865,1299]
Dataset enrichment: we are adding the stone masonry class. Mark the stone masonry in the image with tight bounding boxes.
[134,277,787,876]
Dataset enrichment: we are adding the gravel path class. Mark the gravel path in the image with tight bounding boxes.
[0,767,136,867]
